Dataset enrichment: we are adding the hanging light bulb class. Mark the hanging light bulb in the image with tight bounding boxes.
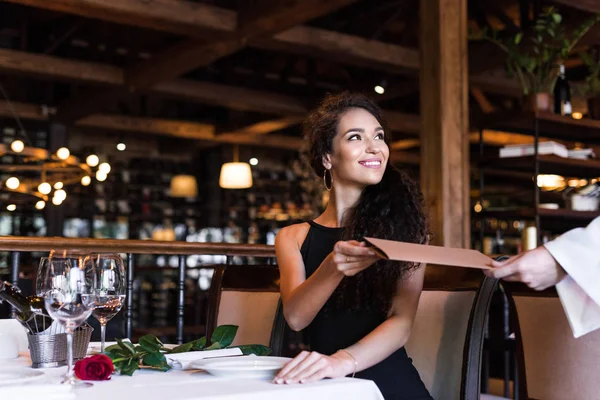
[6,204,16,211]
[54,189,67,201]
[249,158,258,166]
[81,176,91,186]
[52,196,63,206]
[38,182,52,195]
[117,142,126,151]
[54,181,63,190]
[5,177,20,190]
[56,147,70,160]
[86,154,99,167]
[96,170,107,182]
[35,200,46,210]
[374,80,387,95]
[10,140,24,153]
[98,162,111,174]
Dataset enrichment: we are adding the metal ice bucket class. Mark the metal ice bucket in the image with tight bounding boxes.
[27,325,93,368]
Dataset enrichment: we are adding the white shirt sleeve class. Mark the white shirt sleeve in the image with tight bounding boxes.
[544,217,600,338]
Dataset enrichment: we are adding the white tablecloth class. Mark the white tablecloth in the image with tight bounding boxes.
[1,353,384,400]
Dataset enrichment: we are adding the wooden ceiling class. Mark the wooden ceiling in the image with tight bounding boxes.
[0,0,598,161]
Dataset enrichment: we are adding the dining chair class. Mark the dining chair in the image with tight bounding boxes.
[404,265,498,400]
[206,264,285,355]
[503,282,600,400]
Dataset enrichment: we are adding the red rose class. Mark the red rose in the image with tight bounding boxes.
[74,354,114,381]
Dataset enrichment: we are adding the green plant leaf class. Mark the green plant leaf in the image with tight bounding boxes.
[168,342,194,354]
[514,32,523,45]
[120,358,139,376]
[117,338,136,355]
[143,352,169,370]
[139,335,163,353]
[191,337,207,351]
[235,344,272,356]
[205,342,224,350]
[210,325,238,348]
[105,344,122,353]
[552,13,562,24]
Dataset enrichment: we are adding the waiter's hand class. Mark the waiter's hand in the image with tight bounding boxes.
[484,246,567,291]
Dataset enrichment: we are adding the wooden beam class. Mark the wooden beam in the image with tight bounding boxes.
[0,101,302,149]
[391,139,420,150]
[0,0,420,74]
[390,151,420,165]
[420,0,470,247]
[155,80,309,115]
[0,48,419,132]
[218,116,303,138]
[0,47,122,84]
[253,25,420,74]
[550,0,600,14]
[0,0,237,38]
[54,0,357,122]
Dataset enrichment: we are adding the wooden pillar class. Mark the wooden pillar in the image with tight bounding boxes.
[419,0,470,248]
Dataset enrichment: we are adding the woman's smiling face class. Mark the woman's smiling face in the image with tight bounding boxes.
[324,107,389,189]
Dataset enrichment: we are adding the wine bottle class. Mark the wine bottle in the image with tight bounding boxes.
[553,64,572,116]
[0,280,53,334]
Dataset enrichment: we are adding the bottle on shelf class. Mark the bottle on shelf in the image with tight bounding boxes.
[553,64,572,116]
[0,280,54,334]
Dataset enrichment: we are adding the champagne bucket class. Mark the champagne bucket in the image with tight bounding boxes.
[27,325,93,368]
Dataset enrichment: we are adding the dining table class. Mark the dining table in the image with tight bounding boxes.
[1,349,385,400]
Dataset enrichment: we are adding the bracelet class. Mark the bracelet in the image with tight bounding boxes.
[339,349,358,378]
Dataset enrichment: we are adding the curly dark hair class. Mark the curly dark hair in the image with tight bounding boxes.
[304,91,429,313]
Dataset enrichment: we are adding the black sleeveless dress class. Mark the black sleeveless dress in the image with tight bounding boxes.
[300,221,432,400]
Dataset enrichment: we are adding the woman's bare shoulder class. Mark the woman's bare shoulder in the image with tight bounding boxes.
[276,222,311,247]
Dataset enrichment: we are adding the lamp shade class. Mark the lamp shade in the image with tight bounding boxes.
[169,175,198,197]
[219,162,253,189]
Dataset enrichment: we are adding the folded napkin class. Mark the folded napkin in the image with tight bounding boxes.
[1,384,76,400]
[166,348,243,370]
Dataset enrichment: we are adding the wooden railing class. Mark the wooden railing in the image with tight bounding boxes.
[0,236,276,343]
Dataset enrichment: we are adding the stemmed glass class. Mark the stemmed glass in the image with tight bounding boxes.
[89,253,126,353]
[40,250,96,388]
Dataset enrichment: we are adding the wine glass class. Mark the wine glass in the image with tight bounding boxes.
[40,249,95,388]
[89,253,126,353]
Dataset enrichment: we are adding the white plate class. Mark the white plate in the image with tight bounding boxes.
[0,368,44,386]
[191,356,291,379]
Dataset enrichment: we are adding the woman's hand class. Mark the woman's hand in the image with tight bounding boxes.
[331,240,380,277]
[273,350,355,384]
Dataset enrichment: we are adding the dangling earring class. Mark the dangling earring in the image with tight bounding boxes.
[323,169,333,191]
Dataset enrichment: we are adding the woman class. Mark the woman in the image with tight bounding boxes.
[273,92,431,399]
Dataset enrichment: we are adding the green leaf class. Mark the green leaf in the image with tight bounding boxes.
[514,32,523,45]
[120,358,139,376]
[235,344,272,356]
[552,13,562,24]
[210,325,238,348]
[139,335,163,353]
[143,352,169,368]
[168,342,194,354]
[117,338,136,355]
[191,337,207,351]
[105,344,123,353]
[205,342,224,350]
[104,347,127,359]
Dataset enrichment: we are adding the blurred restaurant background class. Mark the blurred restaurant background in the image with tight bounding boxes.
[0,0,599,397]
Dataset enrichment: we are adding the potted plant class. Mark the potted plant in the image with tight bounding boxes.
[578,47,600,119]
[480,7,600,112]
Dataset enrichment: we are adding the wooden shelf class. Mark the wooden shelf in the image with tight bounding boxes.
[480,155,600,178]
[481,111,600,144]
[477,208,600,220]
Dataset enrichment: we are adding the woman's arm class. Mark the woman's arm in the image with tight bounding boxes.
[276,225,379,331]
[274,264,426,384]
